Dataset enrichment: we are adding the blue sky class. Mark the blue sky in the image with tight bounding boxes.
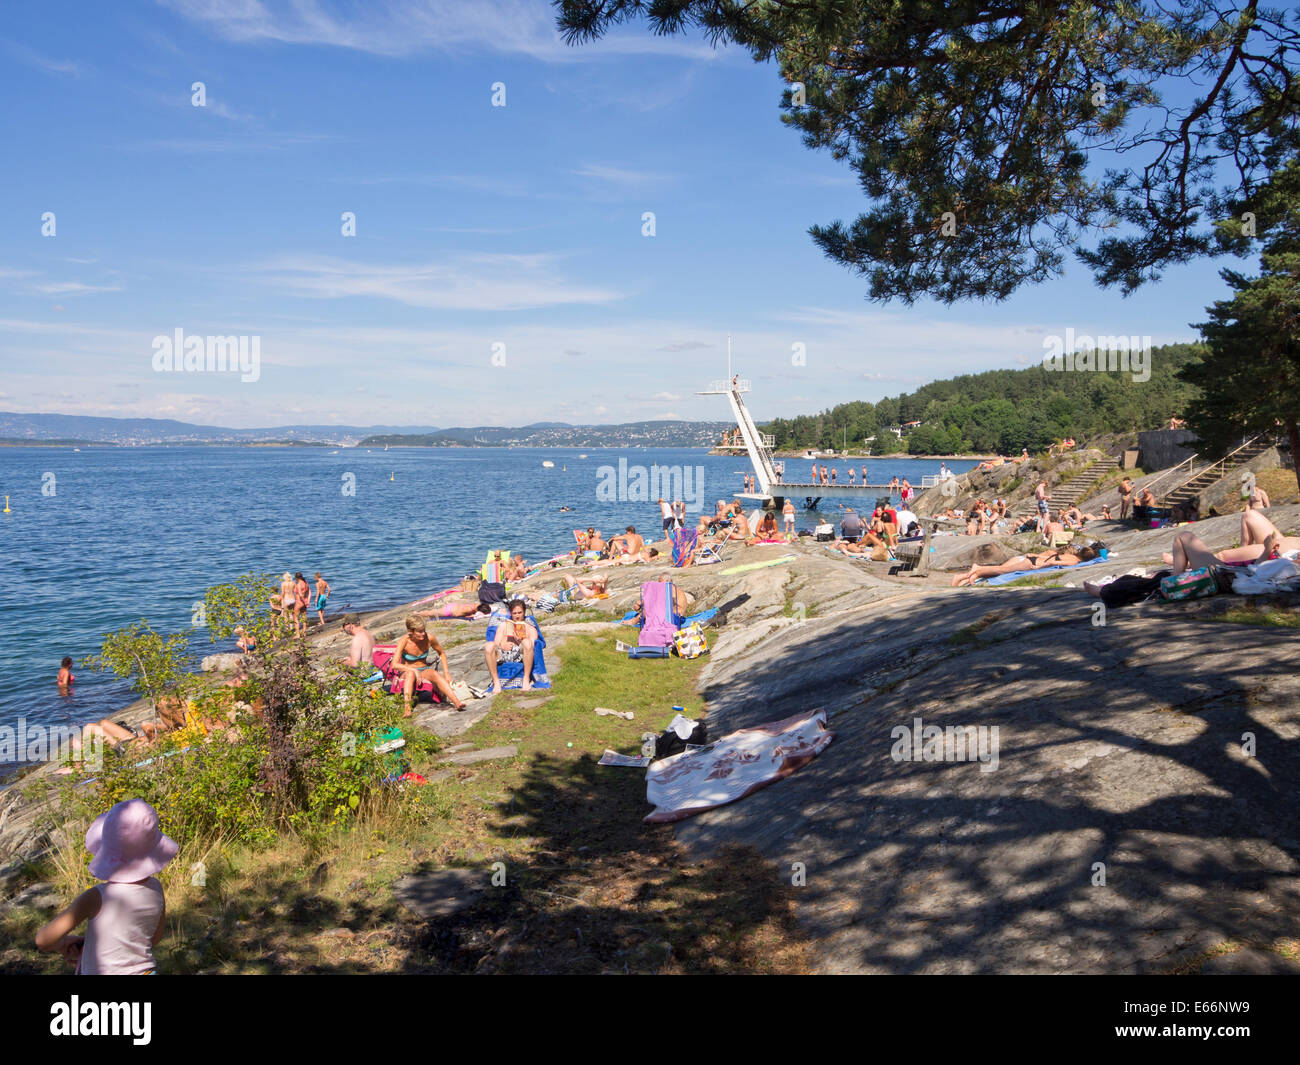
[0,0,1245,429]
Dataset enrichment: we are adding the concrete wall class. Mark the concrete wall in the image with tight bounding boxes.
[1137,428,1197,471]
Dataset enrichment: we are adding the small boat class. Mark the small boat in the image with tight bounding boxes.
[542,460,555,468]
[578,454,587,459]
[73,448,80,452]
[330,450,339,454]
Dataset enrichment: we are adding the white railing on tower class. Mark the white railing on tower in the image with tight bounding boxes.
[706,378,751,393]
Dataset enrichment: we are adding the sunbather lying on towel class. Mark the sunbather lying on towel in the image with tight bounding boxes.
[950,545,1101,586]
[1162,510,1300,573]
[562,575,609,599]
[421,598,491,620]
[833,531,885,555]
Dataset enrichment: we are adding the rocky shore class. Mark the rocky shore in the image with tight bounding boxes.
[5,507,1300,973]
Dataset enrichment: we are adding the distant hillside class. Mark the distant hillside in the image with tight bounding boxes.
[763,342,1205,455]
[361,420,731,448]
[0,412,441,446]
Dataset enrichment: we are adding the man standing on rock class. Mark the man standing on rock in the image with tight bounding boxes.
[1118,477,1134,520]
[341,614,375,669]
[1035,480,1050,533]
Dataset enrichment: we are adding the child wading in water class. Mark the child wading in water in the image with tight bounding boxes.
[36,798,176,974]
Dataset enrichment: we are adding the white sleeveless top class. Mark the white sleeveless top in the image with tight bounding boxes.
[81,879,164,975]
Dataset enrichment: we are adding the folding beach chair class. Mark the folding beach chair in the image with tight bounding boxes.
[696,536,727,565]
[636,581,684,650]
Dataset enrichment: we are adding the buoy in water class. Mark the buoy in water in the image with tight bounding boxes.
[390,472,395,481]
[2,496,9,514]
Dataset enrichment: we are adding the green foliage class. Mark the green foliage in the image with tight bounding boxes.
[763,343,1204,454]
[82,620,192,714]
[86,677,408,846]
[203,571,278,647]
[556,0,1300,302]
[1182,157,1300,473]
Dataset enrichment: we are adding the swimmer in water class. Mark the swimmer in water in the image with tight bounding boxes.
[58,656,75,690]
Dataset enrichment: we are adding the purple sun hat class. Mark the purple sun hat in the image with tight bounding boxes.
[85,799,178,883]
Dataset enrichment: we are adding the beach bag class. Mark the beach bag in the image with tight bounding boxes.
[815,523,834,542]
[478,581,507,606]
[1160,567,1217,601]
[870,543,889,562]
[672,622,709,659]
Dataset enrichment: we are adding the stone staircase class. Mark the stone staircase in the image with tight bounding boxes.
[1159,436,1273,507]
[1014,455,1121,521]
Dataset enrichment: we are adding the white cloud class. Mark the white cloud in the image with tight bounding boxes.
[31,281,125,295]
[651,391,682,401]
[252,253,624,311]
[0,40,83,76]
[159,0,719,62]
[571,164,675,187]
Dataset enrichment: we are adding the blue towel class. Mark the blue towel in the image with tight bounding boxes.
[485,617,551,686]
[980,556,1106,586]
[621,609,638,622]
[682,607,718,626]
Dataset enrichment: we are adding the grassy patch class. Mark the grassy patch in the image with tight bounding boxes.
[3,629,811,974]
[989,573,1067,589]
[948,610,1012,645]
[1202,604,1300,628]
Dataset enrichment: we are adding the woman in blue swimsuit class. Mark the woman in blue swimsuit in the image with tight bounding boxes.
[391,615,465,716]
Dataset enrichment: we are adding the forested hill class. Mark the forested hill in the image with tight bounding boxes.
[763,342,1204,455]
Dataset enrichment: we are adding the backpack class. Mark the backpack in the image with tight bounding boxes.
[1160,567,1218,601]
[1100,571,1169,608]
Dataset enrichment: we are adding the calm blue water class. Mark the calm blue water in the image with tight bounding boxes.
[0,447,975,738]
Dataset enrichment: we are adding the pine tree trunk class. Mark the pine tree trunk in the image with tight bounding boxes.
[1286,417,1300,494]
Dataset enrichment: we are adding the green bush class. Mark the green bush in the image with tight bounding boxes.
[81,667,409,847]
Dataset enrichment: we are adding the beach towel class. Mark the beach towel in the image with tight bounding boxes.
[638,581,683,648]
[720,555,796,575]
[1231,557,1300,595]
[672,527,698,568]
[644,708,834,823]
[979,556,1107,586]
[484,617,551,689]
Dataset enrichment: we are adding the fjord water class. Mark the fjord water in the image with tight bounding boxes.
[0,446,975,738]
